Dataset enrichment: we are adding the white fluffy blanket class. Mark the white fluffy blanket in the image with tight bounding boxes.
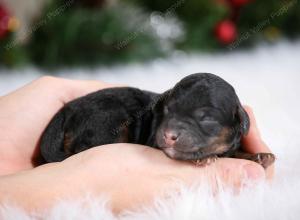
[1,41,300,219]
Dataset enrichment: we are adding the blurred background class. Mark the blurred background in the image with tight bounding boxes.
[0,0,299,114]
[0,0,299,68]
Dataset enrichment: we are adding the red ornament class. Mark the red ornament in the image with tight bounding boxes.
[215,20,237,44]
[228,0,252,7]
[0,5,10,39]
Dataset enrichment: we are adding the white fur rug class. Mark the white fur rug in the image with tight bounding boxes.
[1,41,300,219]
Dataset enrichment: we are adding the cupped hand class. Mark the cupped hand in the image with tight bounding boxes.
[0,76,120,175]
[0,76,274,213]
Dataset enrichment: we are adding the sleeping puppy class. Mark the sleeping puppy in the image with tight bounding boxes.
[40,73,275,168]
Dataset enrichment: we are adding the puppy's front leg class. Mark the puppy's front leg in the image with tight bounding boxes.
[233,151,275,169]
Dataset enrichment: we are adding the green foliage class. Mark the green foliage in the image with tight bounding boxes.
[126,0,300,50]
[27,2,165,68]
[125,0,228,23]
[238,0,300,40]
[1,0,300,68]
[125,0,229,50]
[0,33,28,67]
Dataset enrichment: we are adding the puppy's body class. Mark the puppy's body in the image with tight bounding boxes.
[41,87,158,162]
[41,73,275,168]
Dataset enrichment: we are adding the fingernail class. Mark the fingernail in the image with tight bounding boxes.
[244,164,265,180]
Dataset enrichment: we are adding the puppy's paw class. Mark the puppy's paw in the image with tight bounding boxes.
[193,155,218,167]
[252,153,275,169]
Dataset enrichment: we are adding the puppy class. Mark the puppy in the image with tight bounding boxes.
[40,73,275,168]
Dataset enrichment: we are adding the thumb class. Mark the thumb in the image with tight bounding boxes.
[62,78,126,103]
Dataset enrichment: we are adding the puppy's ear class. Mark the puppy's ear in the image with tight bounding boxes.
[152,89,171,113]
[236,101,250,136]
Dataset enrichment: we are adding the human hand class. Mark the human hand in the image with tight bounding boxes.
[0,76,121,175]
[0,143,264,213]
[0,76,274,213]
[0,131,273,214]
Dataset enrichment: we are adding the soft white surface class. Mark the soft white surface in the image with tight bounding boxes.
[1,41,300,219]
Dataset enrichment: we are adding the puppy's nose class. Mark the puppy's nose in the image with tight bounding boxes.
[163,130,180,146]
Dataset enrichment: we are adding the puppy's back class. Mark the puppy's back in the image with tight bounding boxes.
[40,87,157,162]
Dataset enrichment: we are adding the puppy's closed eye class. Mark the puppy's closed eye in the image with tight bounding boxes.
[199,116,215,122]
[194,109,215,121]
[193,109,222,135]
[200,120,221,136]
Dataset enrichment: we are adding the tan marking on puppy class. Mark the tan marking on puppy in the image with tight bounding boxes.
[191,128,231,167]
[117,125,129,142]
[203,127,231,155]
[64,132,73,154]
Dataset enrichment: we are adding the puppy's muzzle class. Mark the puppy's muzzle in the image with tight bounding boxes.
[163,129,180,147]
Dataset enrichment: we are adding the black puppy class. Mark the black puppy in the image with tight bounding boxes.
[40,73,275,168]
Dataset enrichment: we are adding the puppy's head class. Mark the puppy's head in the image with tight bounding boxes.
[154,73,249,160]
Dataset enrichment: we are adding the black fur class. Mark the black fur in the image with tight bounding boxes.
[40,73,275,168]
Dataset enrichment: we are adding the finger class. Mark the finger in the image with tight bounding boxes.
[242,105,272,154]
[242,106,274,180]
[56,78,126,103]
[205,158,265,191]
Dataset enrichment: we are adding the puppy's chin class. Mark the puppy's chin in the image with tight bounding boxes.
[161,147,201,160]
[160,143,230,161]
[162,147,178,159]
